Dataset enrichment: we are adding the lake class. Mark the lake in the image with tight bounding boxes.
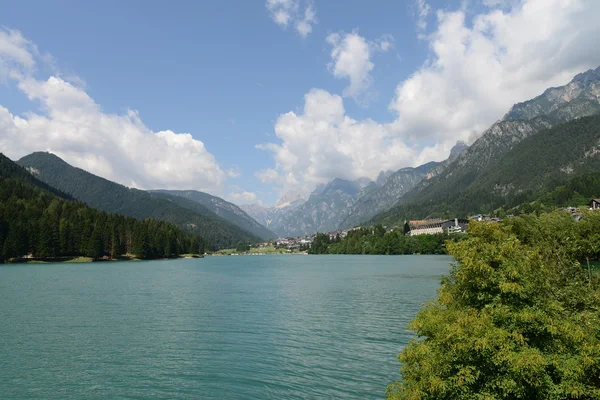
[0,255,451,399]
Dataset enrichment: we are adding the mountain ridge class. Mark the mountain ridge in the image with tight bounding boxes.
[372,66,600,225]
[151,190,276,240]
[17,152,262,248]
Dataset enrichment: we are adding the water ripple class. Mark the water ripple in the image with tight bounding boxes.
[0,255,450,399]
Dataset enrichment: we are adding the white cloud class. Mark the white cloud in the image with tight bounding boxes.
[229,191,258,203]
[416,0,431,32]
[257,88,446,194]
[0,29,38,82]
[326,32,392,101]
[261,0,600,202]
[389,0,600,144]
[374,35,394,52]
[295,4,317,38]
[266,0,317,37]
[0,29,226,193]
[226,166,241,178]
[255,168,281,183]
[266,0,297,26]
[482,0,508,6]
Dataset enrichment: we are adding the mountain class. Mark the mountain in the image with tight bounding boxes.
[240,191,308,236]
[279,141,467,235]
[0,153,72,200]
[449,141,469,159]
[466,114,600,207]
[0,154,205,261]
[503,66,600,122]
[339,161,440,229]
[275,189,309,209]
[373,67,600,224]
[241,144,466,237]
[270,177,372,237]
[151,190,276,240]
[17,152,262,248]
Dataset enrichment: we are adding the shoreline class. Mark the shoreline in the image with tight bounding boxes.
[3,254,204,265]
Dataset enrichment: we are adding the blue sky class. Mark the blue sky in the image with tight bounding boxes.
[1,0,599,205]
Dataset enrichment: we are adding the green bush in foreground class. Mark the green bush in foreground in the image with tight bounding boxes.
[388,212,600,399]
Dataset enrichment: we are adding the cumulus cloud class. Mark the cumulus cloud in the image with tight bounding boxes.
[261,0,600,201]
[257,88,443,192]
[326,31,393,101]
[266,0,317,38]
[390,0,600,144]
[0,29,226,193]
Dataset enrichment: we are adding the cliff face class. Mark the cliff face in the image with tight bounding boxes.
[372,66,600,224]
[503,66,600,122]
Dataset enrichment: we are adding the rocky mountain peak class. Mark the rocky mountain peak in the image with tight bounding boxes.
[319,178,362,197]
[376,170,394,186]
[275,189,308,209]
[449,141,469,159]
[503,65,600,122]
[571,66,600,85]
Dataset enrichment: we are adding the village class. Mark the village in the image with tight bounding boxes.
[255,198,600,251]
[257,217,473,251]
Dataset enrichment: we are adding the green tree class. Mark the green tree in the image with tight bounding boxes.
[86,225,104,259]
[236,242,250,252]
[132,225,150,259]
[309,233,331,254]
[374,224,386,238]
[388,219,600,399]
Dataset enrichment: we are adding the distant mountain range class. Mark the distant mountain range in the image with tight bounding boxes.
[242,66,600,235]
[372,66,600,224]
[241,142,467,237]
[11,66,600,241]
[16,153,269,247]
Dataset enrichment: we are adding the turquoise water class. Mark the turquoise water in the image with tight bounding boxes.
[0,255,451,399]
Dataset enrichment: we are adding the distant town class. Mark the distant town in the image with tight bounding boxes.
[257,199,600,252]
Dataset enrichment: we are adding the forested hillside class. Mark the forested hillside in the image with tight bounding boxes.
[372,68,600,226]
[0,154,72,199]
[374,114,600,224]
[152,189,276,240]
[0,156,205,262]
[17,152,261,248]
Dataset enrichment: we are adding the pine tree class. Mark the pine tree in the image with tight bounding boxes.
[132,225,150,259]
[86,225,104,259]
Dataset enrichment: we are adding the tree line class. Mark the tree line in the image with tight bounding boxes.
[0,178,206,263]
[309,225,466,255]
[15,152,262,249]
